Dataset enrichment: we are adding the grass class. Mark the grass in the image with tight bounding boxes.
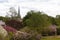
[41,36,60,40]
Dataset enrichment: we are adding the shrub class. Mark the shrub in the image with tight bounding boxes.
[5,19,23,30]
[57,28,60,35]
[3,25,17,34]
[19,27,42,40]
[8,32,14,40]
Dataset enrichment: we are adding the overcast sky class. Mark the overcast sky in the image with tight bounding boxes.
[0,0,60,18]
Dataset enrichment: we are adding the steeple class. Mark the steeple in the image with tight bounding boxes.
[17,6,22,22]
[18,6,21,19]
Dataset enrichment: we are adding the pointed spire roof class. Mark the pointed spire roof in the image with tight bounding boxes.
[17,6,22,22]
[18,6,21,19]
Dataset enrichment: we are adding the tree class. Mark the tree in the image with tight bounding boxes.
[48,16,57,25]
[6,7,18,19]
[5,7,23,30]
[55,15,60,26]
[23,10,51,33]
[0,16,10,22]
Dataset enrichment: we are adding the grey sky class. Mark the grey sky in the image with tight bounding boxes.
[0,0,60,18]
[0,0,8,3]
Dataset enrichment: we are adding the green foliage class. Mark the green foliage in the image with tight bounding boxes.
[57,27,60,35]
[23,10,51,33]
[41,36,60,40]
[48,16,57,25]
[0,16,10,22]
[55,15,60,26]
[1,10,60,39]
[8,32,14,40]
[19,27,41,40]
[0,33,10,40]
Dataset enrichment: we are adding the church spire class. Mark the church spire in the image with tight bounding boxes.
[18,6,21,19]
[17,6,22,22]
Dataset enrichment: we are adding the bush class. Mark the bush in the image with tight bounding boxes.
[8,32,14,40]
[19,27,42,40]
[57,28,60,35]
[5,19,23,30]
[13,31,41,40]
[41,31,48,36]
